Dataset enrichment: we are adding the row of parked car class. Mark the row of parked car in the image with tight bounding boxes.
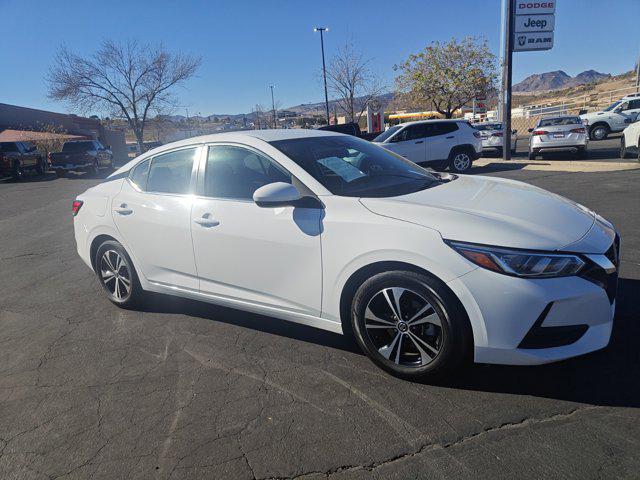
[0,140,114,180]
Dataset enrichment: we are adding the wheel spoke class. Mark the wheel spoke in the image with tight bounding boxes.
[113,278,121,299]
[378,332,401,360]
[394,334,404,364]
[364,306,395,326]
[407,303,434,324]
[103,251,116,271]
[410,312,441,328]
[102,271,116,283]
[382,288,401,319]
[408,331,439,356]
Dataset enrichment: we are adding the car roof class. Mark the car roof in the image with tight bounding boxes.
[538,114,580,120]
[397,119,467,127]
[622,93,640,100]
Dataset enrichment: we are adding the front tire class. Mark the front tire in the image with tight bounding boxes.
[95,240,143,308]
[620,137,630,159]
[350,271,472,381]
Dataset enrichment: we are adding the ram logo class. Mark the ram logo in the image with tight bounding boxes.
[518,36,526,46]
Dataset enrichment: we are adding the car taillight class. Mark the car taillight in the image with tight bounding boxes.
[570,127,586,134]
[491,132,504,137]
[532,130,549,136]
[473,131,481,138]
[72,200,84,216]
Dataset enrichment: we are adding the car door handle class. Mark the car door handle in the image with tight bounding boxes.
[446,136,455,139]
[415,140,424,144]
[194,214,220,228]
[114,203,133,215]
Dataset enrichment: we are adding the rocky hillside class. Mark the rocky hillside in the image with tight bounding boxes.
[513,70,610,93]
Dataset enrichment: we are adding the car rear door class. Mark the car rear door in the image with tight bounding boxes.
[111,146,201,290]
[190,143,322,316]
[425,122,460,161]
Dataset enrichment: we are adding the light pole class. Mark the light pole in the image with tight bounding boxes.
[269,84,276,129]
[314,26,330,125]
[636,47,640,92]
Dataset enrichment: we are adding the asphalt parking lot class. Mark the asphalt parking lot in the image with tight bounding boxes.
[1,138,639,479]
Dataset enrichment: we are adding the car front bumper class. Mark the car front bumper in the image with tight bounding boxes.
[446,234,618,366]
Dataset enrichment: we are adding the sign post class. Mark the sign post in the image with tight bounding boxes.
[502,1,556,160]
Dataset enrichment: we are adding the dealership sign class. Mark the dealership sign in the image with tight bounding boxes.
[514,1,555,51]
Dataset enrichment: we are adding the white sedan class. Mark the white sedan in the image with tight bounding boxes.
[73,129,619,380]
[473,122,518,156]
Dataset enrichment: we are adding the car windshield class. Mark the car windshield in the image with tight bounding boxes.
[474,123,502,131]
[270,135,440,198]
[538,117,581,127]
[62,141,95,152]
[603,101,622,112]
[372,125,402,143]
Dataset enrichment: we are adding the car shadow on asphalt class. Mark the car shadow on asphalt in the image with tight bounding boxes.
[443,277,640,408]
[135,277,639,408]
[136,292,361,354]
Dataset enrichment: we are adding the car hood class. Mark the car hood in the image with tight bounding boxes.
[359,175,597,252]
[580,111,607,122]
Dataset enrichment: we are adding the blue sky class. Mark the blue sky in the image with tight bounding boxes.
[1,0,638,116]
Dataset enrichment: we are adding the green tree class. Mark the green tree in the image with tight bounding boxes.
[394,37,497,118]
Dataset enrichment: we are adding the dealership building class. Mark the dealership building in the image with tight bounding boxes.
[0,103,127,164]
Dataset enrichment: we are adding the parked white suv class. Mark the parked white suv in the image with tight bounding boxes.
[620,115,640,160]
[580,93,640,141]
[373,120,482,173]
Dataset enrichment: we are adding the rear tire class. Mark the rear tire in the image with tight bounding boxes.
[589,124,609,141]
[448,148,473,173]
[55,169,66,178]
[528,149,538,160]
[575,147,588,159]
[95,240,144,309]
[350,270,472,381]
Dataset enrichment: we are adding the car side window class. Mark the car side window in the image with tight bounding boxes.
[204,145,290,200]
[146,148,198,194]
[628,99,640,110]
[129,159,151,190]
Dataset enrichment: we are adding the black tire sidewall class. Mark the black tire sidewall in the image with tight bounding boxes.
[351,271,470,380]
[94,240,142,308]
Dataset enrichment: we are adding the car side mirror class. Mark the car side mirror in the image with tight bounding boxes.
[105,144,111,150]
[253,182,301,207]
[528,128,534,133]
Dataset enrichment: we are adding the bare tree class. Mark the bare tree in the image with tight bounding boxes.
[47,40,200,153]
[326,42,385,124]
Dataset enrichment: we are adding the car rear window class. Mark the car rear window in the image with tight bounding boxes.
[538,117,581,127]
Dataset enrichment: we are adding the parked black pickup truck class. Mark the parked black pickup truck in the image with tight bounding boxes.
[49,140,113,177]
[318,122,381,141]
[0,141,46,180]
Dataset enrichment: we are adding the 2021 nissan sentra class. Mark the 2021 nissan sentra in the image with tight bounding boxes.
[73,129,619,380]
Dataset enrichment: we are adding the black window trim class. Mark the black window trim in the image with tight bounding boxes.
[196,142,316,203]
[126,144,202,196]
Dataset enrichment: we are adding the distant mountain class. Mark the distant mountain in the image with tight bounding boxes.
[513,70,611,93]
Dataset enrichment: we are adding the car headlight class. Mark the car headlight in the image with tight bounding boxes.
[446,241,585,278]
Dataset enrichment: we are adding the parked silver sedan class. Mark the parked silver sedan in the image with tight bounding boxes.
[528,115,588,159]
[473,122,518,157]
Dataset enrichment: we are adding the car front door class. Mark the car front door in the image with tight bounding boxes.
[111,146,201,290]
[190,144,323,316]
[385,124,427,163]
[18,143,37,167]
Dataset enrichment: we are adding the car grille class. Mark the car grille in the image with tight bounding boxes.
[580,233,620,304]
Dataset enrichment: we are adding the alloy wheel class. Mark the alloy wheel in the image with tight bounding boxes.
[364,287,443,367]
[452,153,470,172]
[592,126,607,141]
[100,249,132,301]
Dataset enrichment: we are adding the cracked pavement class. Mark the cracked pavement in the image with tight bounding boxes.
[0,166,639,479]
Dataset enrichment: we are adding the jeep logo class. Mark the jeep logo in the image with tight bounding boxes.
[524,17,547,29]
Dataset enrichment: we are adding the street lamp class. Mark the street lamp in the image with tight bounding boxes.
[313,26,330,125]
[269,84,276,129]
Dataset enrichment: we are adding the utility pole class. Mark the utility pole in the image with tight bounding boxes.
[501,0,515,161]
[269,85,276,129]
[314,27,330,125]
[497,0,506,122]
[636,47,640,92]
